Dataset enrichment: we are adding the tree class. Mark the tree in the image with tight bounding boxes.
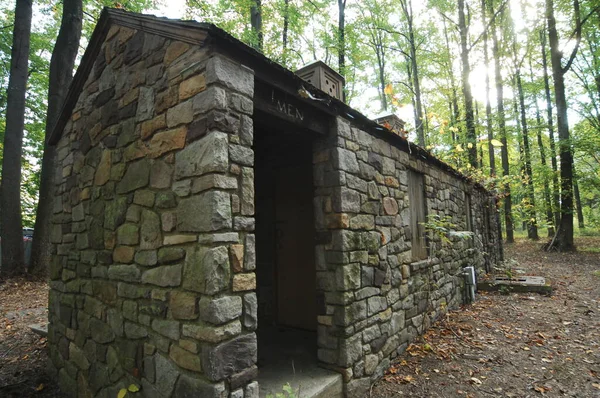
[458,0,477,167]
[0,0,32,274]
[30,0,83,274]
[399,0,425,146]
[540,28,561,231]
[481,0,496,176]
[250,0,263,51]
[545,0,581,251]
[490,0,514,242]
[510,7,538,240]
[338,0,347,80]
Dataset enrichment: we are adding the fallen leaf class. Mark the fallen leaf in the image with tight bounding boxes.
[128,384,140,392]
[470,377,482,385]
[118,389,127,398]
[35,383,45,391]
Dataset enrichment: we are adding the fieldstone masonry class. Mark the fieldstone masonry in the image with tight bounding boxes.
[49,22,258,398]
[48,10,501,398]
[312,118,501,396]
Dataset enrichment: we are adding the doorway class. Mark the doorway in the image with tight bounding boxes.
[254,122,317,332]
[254,117,337,396]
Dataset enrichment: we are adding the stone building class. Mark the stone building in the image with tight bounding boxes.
[47,8,503,398]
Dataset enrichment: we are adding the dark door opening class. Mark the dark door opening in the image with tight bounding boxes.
[254,122,317,332]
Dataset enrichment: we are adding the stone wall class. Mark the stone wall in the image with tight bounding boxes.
[313,118,501,397]
[48,24,258,398]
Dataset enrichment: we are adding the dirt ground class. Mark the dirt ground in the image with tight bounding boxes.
[372,237,600,398]
[0,237,599,397]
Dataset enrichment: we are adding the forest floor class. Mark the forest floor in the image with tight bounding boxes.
[372,236,600,398]
[0,237,599,397]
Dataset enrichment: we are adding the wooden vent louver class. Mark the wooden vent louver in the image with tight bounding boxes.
[295,61,345,102]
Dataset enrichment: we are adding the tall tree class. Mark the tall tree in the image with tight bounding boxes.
[458,0,477,167]
[511,17,538,240]
[481,0,496,176]
[530,59,555,237]
[490,0,514,242]
[545,0,581,251]
[338,0,346,80]
[30,0,83,274]
[0,0,32,274]
[399,0,425,146]
[251,0,263,51]
[540,28,561,231]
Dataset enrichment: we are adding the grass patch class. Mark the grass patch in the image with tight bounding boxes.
[581,247,600,253]
[592,270,600,278]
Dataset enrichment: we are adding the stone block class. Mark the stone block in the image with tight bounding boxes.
[206,55,254,97]
[116,223,139,245]
[140,209,161,249]
[116,159,150,193]
[175,132,228,179]
[201,333,257,381]
[177,191,231,232]
[230,244,244,273]
[232,273,256,292]
[135,250,157,266]
[183,246,230,295]
[367,296,387,316]
[179,73,206,100]
[229,144,254,166]
[108,264,140,282]
[167,100,193,128]
[146,126,187,158]
[170,344,202,372]
[151,319,180,340]
[164,41,189,65]
[141,114,166,140]
[141,264,182,287]
[174,374,226,398]
[243,293,257,330]
[192,86,228,114]
[113,246,134,263]
[182,320,241,344]
[154,354,180,397]
[170,291,198,320]
[199,296,242,325]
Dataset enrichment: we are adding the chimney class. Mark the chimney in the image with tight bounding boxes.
[374,112,407,139]
[295,61,345,102]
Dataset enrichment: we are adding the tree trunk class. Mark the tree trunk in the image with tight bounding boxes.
[530,57,555,237]
[540,29,561,231]
[481,0,496,176]
[401,0,425,146]
[250,0,263,51]
[338,0,346,78]
[282,0,289,62]
[0,0,32,274]
[513,42,538,240]
[443,19,461,144]
[29,0,83,274]
[546,0,577,251]
[458,0,477,167]
[573,167,585,229]
[490,1,513,242]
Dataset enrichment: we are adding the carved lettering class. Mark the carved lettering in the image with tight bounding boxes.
[271,90,304,121]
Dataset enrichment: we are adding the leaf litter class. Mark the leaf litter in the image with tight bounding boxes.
[372,237,600,397]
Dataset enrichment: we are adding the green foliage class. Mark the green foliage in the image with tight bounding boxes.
[421,214,473,246]
[266,383,297,398]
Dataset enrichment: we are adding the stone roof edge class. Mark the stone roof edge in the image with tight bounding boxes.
[48,8,493,195]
